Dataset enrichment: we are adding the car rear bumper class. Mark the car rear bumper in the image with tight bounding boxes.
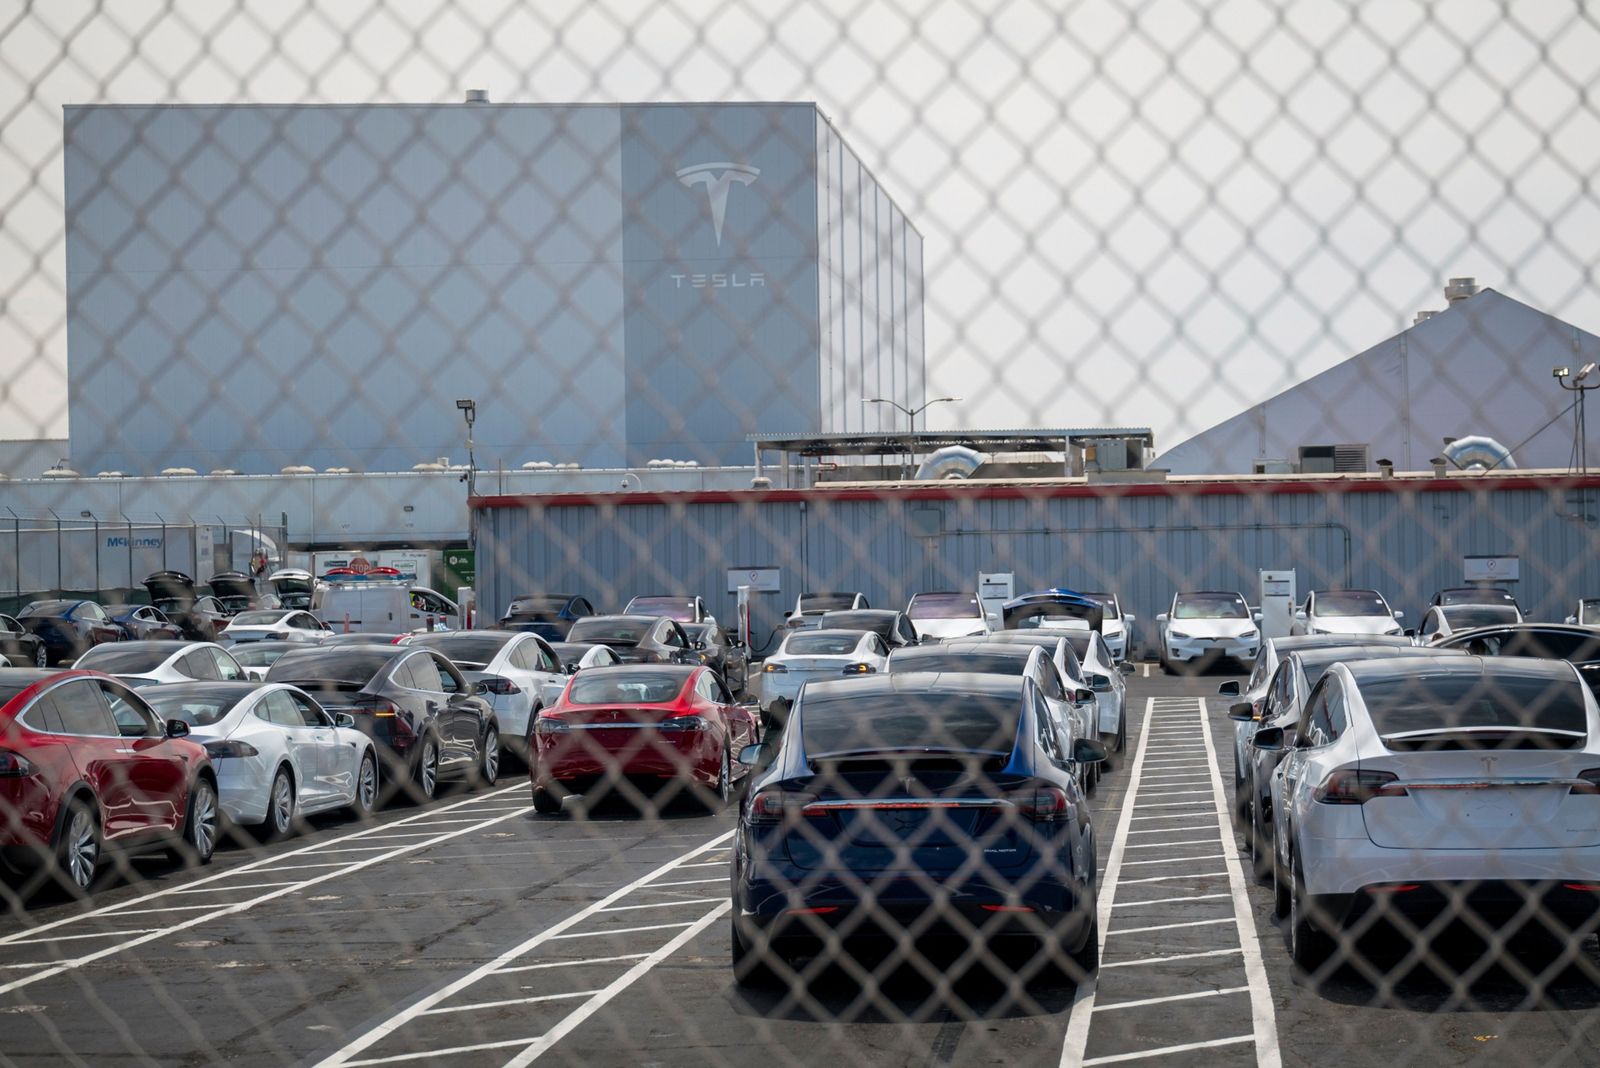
[211,759,273,825]
[1303,838,1600,901]
[1310,880,1600,932]
[534,730,719,786]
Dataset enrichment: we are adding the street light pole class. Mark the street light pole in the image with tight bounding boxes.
[1554,364,1597,475]
[863,396,960,478]
[456,398,478,547]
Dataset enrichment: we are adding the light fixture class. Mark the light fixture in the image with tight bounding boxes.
[1578,362,1599,383]
[1555,366,1571,379]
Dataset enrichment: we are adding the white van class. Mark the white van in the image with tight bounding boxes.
[312,581,459,634]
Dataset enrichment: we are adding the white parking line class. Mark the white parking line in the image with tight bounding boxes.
[1118,853,1226,867]
[1111,893,1230,909]
[548,921,696,940]
[1110,917,1235,937]
[595,897,723,913]
[495,954,649,975]
[1084,1035,1255,1065]
[1117,871,1228,885]
[1096,985,1249,1011]
[1100,947,1242,969]
[4,928,160,945]
[419,989,601,1015]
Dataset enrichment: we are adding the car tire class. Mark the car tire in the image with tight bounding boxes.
[413,737,440,804]
[477,728,500,786]
[171,777,219,868]
[1248,796,1271,883]
[1068,907,1100,982]
[260,767,296,842]
[532,786,564,815]
[730,915,780,988]
[1116,716,1126,753]
[32,645,46,668]
[349,750,379,818]
[710,743,733,811]
[56,799,102,896]
[1286,854,1331,975]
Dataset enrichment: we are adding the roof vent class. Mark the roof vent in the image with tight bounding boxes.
[1443,435,1514,472]
[521,460,554,470]
[97,470,126,478]
[411,462,447,472]
[208,469,236,476]
[281,464,317,474]
[160,467,198,476]
[464,89,489,104]
[914,446,988,481]
[1444,277,1478,303]
[1414,310,1437,325]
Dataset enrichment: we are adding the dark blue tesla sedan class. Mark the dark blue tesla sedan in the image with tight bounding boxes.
[731,671,1103,988]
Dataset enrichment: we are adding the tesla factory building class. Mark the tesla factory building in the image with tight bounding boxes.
[64,101,924,475]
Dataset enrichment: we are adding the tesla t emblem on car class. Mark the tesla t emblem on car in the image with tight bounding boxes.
[677,162,760,247]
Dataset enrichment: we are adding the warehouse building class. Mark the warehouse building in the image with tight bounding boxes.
[64,99,923,475]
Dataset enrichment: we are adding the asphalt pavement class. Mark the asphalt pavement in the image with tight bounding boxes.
[3,666,1599,1066]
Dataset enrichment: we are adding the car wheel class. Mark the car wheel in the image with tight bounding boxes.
[710,743,732,810]
[532,786,564,815]
[1248,796,1271,883]
[1286,854,1331,975]
[56,799,101,896]
[32,645,46,668]
[1069,907,1100,981]
[731,915,780,988]
[478,728,500,786]
[172,778,219,867]
[413,737,440,804]
[350,750,379,817]
[261,767,295,841]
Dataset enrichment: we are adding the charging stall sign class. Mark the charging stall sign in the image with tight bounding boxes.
[727,567,781,593]
[1463,555,1519,583]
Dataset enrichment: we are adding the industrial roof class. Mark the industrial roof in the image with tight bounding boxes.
[750,428,1154,457]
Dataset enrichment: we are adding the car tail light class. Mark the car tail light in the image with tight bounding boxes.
[762,662,787,674]
[1569,769,1600,795]
[1563,883,1600,893]
[477,677,522,696]
[982,904,1037,913]
[747,787,819,825]
[785,906,838,916]
[0,750,35,777]
[1314,768,1405,804]
[657,715,707,732]
[534,714,570,735]
[366,701,400,718]
[1008,786,1071,821]
[202,740,260,759]
[841,662,876,675]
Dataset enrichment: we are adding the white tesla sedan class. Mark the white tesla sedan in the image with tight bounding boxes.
[1157,590,1261,670]
[758,628,891,724]
[904,591,988,641]
[142,681,378,838]
[220,609,331,644]
[1262,655,1600,972]
[543,642,623,706]
[1291,588,1405,638]
[1080,591,1135,662]
[75,640,248,685]
[404,630,567,762]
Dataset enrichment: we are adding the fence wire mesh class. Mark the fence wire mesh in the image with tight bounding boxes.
[2,3,1600,1067]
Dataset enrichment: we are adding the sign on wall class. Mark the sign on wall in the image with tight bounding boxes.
[1463,555,1519,582]
[727,567,781,593]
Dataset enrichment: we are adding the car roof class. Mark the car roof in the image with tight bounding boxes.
[1268,634,1413,653]
[820,609,898,619]
[143,680,264,696]
[1341,654,1576,683]
[785,628,867,640]
[894,641,1035,660]
[803,671,1025,700]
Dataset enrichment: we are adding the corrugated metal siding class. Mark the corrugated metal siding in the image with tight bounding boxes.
[477,483,1600,650]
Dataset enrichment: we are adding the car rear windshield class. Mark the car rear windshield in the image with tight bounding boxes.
[887,652,1029,676]
[1361,673,1589,739]
[1441,605,1520,629]
[1173,594,1248,619]
[18,601,74,617]
[265,650,396,687]
[568,671,686,705]
[907,593,980,619]
[567,619,650,644]
[784,633,861,655]
[230,645,290,667]
[1439,589,1517,607]
[627,598,694,620]
[408,634,510,665]
[76,646,173,672]
[799,594,857,612]
[1450,629,1600,661]
[230,611,284,625]
[1316,591,1389,616]
[505,596,571,616]
[144,688,248,727]
[802,691,1020,756]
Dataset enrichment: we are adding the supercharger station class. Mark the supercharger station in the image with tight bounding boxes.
[1258,569,1297,640]
[736,585,753,648]
[978,573,1015,632]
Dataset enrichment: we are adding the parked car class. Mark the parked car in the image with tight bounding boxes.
[785,592,869,630]
[498,594,598,639]
[1079,591,1135,662]
[266,569,317,610]
[1567,599,1600,627]
[142,681,378,838]
[565,615,699,665]
[143,571,230,641]
[816,608,920,649]
[731,671,1103,987]
[16,600,125,664]
[227,640,304,681]
[757,628,892,730]
[220,609,332,645]
[530,663,759,814]
[682,620,748,694]
[1290,588,1404,638]
[406,630,565,763]
[543,642,622,706]
[1415,602,1521,643]
[905,591,987,641]
[1229,643,1467,879]
[1157,590,1261,671]
[0,669,219,896]
[1430,586,1520,610]
[321,632,412,646]
[75,640,248,687]
[207,570,278,617]
[0,613,49,668]
[1261,656,1600,972]
[1434,622,1600,696]
[886,641,1097,788]
[312,579,458,634]
[105,604,185,642]
[623,595,715,625]
[973,630,1129,758]
[264,644,499,803]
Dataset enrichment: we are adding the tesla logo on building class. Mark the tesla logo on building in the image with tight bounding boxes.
[677,162,760,247]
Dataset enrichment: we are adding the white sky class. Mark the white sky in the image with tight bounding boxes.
[1,0,1596,454]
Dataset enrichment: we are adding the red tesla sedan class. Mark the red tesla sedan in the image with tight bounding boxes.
[530,664,758,814]
[0,670,220,896]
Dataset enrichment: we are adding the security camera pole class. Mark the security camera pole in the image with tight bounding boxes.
[456,398,477,547]
[1554,365,1598,474]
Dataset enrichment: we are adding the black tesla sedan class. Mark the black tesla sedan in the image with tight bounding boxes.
[16,600,123,664]
[565,615,699,665]
[265,644,500,804]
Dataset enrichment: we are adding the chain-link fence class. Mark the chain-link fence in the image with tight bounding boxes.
[3,2,1600,1066]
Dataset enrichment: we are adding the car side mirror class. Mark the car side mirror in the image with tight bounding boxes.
[1156,613,1168,623]
[1090,674,1113,693]
[1403,628,1417,639]
[334,712,356,729]
[1073,737,1107,764]
[1294,609,1308,620]
[1124,613,1136,623]
[1252,611,1263,623]
[566,663,580,675]
[165,718,190,739]
[693,639,707,650]
[1227,701,1256,722]
[1119,662,1136,675]
[739,742,774,770]
[1251,725,1284,751]
[1393,610,1405,619]
[1072,687,1096,706]
[1217,681,1241,698]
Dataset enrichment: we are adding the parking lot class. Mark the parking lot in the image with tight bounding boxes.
[1,666,1596,1067]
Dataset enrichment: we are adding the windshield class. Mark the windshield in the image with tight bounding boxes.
[265,650,396,687]
[802,690,1020,756]
[907,593,980,620]
[798,593,857,613]
[408,633,511,666]
[1080,592,1118,614]
[1360,672,1588,739]
[230,645,291,667]
[567,619,651,645]
[143,687,249,727]
[1173,593,1248,619]
[783,633,862,656]
[75,645,174,672]
[1315,591,1389,617]
[231,610,285,626]
[503,596,572,618]
[818,612,891,637]
[626,598,695,621]
[568,670,687,705]
[887,652,1030,676]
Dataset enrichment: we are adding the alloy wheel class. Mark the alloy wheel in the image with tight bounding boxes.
[33,646,46,668]
[192,782,218,859]
[420,741,438,798]
[358,754,378,811]
[65,807,98,890]
[482,731,499,783]
[270,773,294,835]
